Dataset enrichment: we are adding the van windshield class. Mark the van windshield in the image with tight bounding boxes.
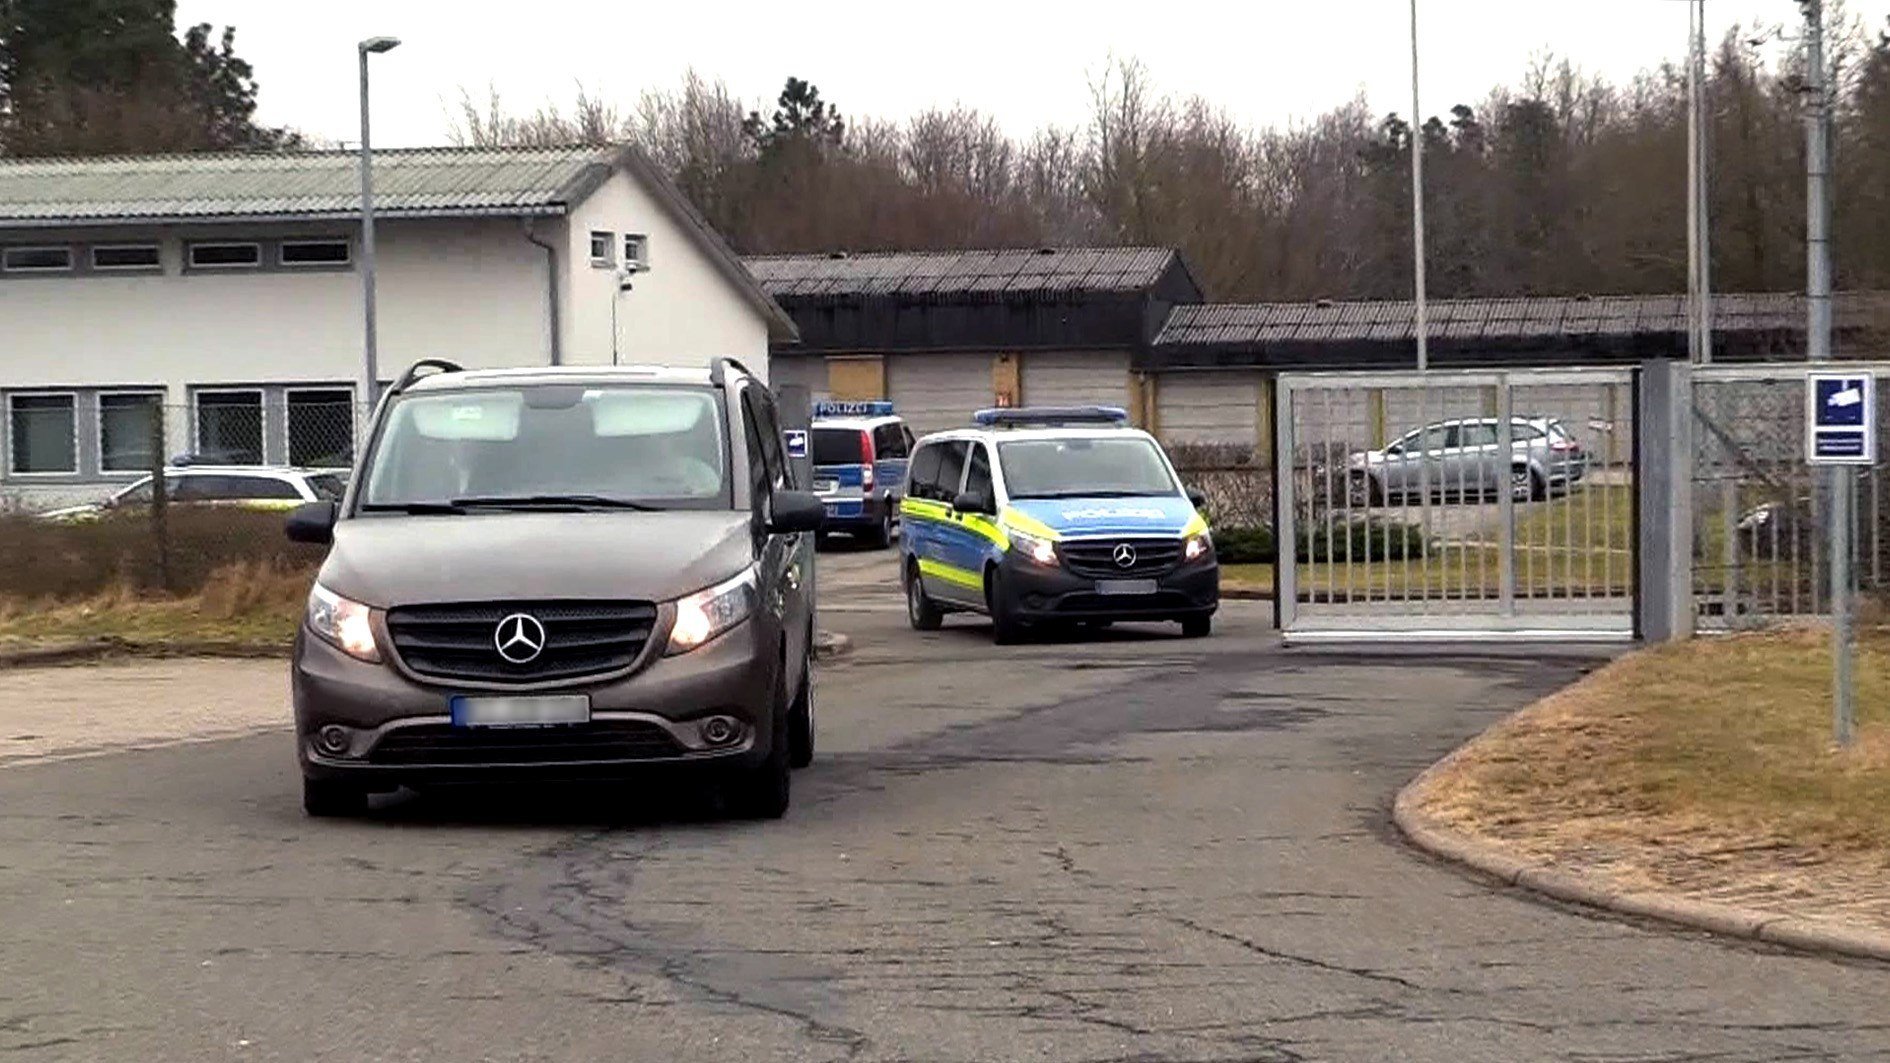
[359,385,730,512]
[998,437,1179,499]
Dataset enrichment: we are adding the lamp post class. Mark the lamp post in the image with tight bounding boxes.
[1410,0,1428,372]
[357,35,401,413]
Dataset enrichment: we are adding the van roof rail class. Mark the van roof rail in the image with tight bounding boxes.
[709,357,758,387]
[391,359,465,393]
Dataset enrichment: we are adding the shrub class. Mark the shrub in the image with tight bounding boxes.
[1214,525,1277,564]
[0,508,324,601]
[1299,518,1429,563]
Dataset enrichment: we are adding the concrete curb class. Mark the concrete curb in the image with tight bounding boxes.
[1393,757,1890,964]
[1220,585,1273,601]
[813,630,853,661]
[0,638,287,670]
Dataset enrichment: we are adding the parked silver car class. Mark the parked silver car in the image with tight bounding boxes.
[1347,416,1588,504]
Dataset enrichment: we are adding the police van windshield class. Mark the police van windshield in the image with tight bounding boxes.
[359,385,730,511]
[812,427,865,465]
[998,437,1179,499]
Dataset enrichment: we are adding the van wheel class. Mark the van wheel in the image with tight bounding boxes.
[728,699,791,820]
[1180,615,1213,638]
[905,561,943,631]
[302,777,368,818]
[864,510,894,548]
[787,658,814,770]
[987,567,1029,645]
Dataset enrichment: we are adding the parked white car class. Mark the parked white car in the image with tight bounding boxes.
[36,466,348,522]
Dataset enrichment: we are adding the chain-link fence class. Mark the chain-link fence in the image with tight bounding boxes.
[1692,368,1890,629]
[0,402,367,601]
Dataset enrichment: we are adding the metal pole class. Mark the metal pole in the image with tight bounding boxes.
[1802,0,1852,744]
[358,46,380,411]
[1686,0,1702,364]
[1697,0,1715,364]
[1410,0,1429,372]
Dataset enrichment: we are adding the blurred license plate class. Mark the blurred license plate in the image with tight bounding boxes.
[1096,579,1158,596]
[450,695,590,728]
[814,479,838,493]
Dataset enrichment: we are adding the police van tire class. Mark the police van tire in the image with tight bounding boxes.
[865,509,894,549]
[302,777,369,818]
[905,561,944,631]
[1180,615,1213,639]
[987,568,1029,645]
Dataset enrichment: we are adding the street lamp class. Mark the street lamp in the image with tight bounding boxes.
[357,35,401,413]
[1410,0,1428,372]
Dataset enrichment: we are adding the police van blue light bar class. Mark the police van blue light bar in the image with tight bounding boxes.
[972,406,1130,428]
[813,400,895,418]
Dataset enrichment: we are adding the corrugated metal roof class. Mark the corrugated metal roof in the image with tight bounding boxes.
[0,146,621,224]
[746,247,1180,300]
[1153,293,1890,348]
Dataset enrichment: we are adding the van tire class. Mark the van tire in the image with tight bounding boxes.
[864,508,894,548]
[905,560,944,631]
[987,567,1029,645]
[728,698,791,820]
[302,777,369,818]
[787,657,815,770]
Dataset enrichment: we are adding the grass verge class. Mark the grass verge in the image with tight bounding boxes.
[0,561,312,651]
[1410,623,1890,929]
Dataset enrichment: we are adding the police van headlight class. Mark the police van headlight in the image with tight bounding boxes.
[1184,531,1213,562]
[667,567,759,655]
[1004,526,1059,566]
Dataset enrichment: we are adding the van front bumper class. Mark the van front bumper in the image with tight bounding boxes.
[292,615,777,785]
[998,553,1219,624]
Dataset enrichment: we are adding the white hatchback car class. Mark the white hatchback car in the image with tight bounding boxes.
[37,466,348,521]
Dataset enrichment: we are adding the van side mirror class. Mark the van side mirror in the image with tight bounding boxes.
[286,501,337,545]
[768,490,826,534]
[953,489,995,516]
[1186,487,1207,509]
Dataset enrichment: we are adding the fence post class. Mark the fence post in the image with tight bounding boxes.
[148,412,171,592]
[1638,359,1695,642]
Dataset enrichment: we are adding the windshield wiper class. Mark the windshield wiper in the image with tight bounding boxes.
[360,501,467,515]
[450,494,664,512]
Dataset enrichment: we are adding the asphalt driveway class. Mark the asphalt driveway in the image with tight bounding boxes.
[1,549,1884,1061]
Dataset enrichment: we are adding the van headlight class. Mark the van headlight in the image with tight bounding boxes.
[1184,531,1213,562]
[666,567,759,655]
[1003,525,1059,566]
[307,583,381,662]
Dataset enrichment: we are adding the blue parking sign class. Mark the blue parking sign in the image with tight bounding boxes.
[783,429,808,460]
[1807,373,1876,465]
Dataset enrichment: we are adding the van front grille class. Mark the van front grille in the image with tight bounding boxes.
[385,600,656,684]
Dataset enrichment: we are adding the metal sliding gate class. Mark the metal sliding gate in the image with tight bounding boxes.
[1275,369,1637,639]
[1691,362,1890,630]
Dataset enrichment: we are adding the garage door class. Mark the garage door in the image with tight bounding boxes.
[769,355,829,404]
[887,354,992,437]
[1156,371,1260,448]
[1021,351,1130,409]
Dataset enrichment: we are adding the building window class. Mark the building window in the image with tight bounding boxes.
[286,389,355,467]
[280,240,351,267]
[2,246,74,273]
[188,242,261,270]
[194,390,264,464]
[623,233,648,271]
[98,392,164,473]
[590,230,615,268]
[7,394,77,474]
[92,245,162,271]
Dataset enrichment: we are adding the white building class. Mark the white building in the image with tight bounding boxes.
[0,145,795,506]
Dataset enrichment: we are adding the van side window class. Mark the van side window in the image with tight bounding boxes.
[964,443,992,501]
[932,441,969,500]
[908,443,943,499]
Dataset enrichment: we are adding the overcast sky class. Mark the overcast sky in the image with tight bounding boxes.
[175,1,1890,148]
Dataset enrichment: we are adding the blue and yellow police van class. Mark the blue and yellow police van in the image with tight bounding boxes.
[810,401,914,548]
[897,406,1218,643]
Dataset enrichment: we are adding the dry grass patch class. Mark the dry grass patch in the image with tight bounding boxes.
[0,561,312,649]
[1413,625,1890,928]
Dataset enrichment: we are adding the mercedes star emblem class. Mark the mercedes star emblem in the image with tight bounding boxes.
[1112,543,1138,569]
[494,613,547,664]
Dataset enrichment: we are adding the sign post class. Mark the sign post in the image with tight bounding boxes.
[1807,372,1874,746]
